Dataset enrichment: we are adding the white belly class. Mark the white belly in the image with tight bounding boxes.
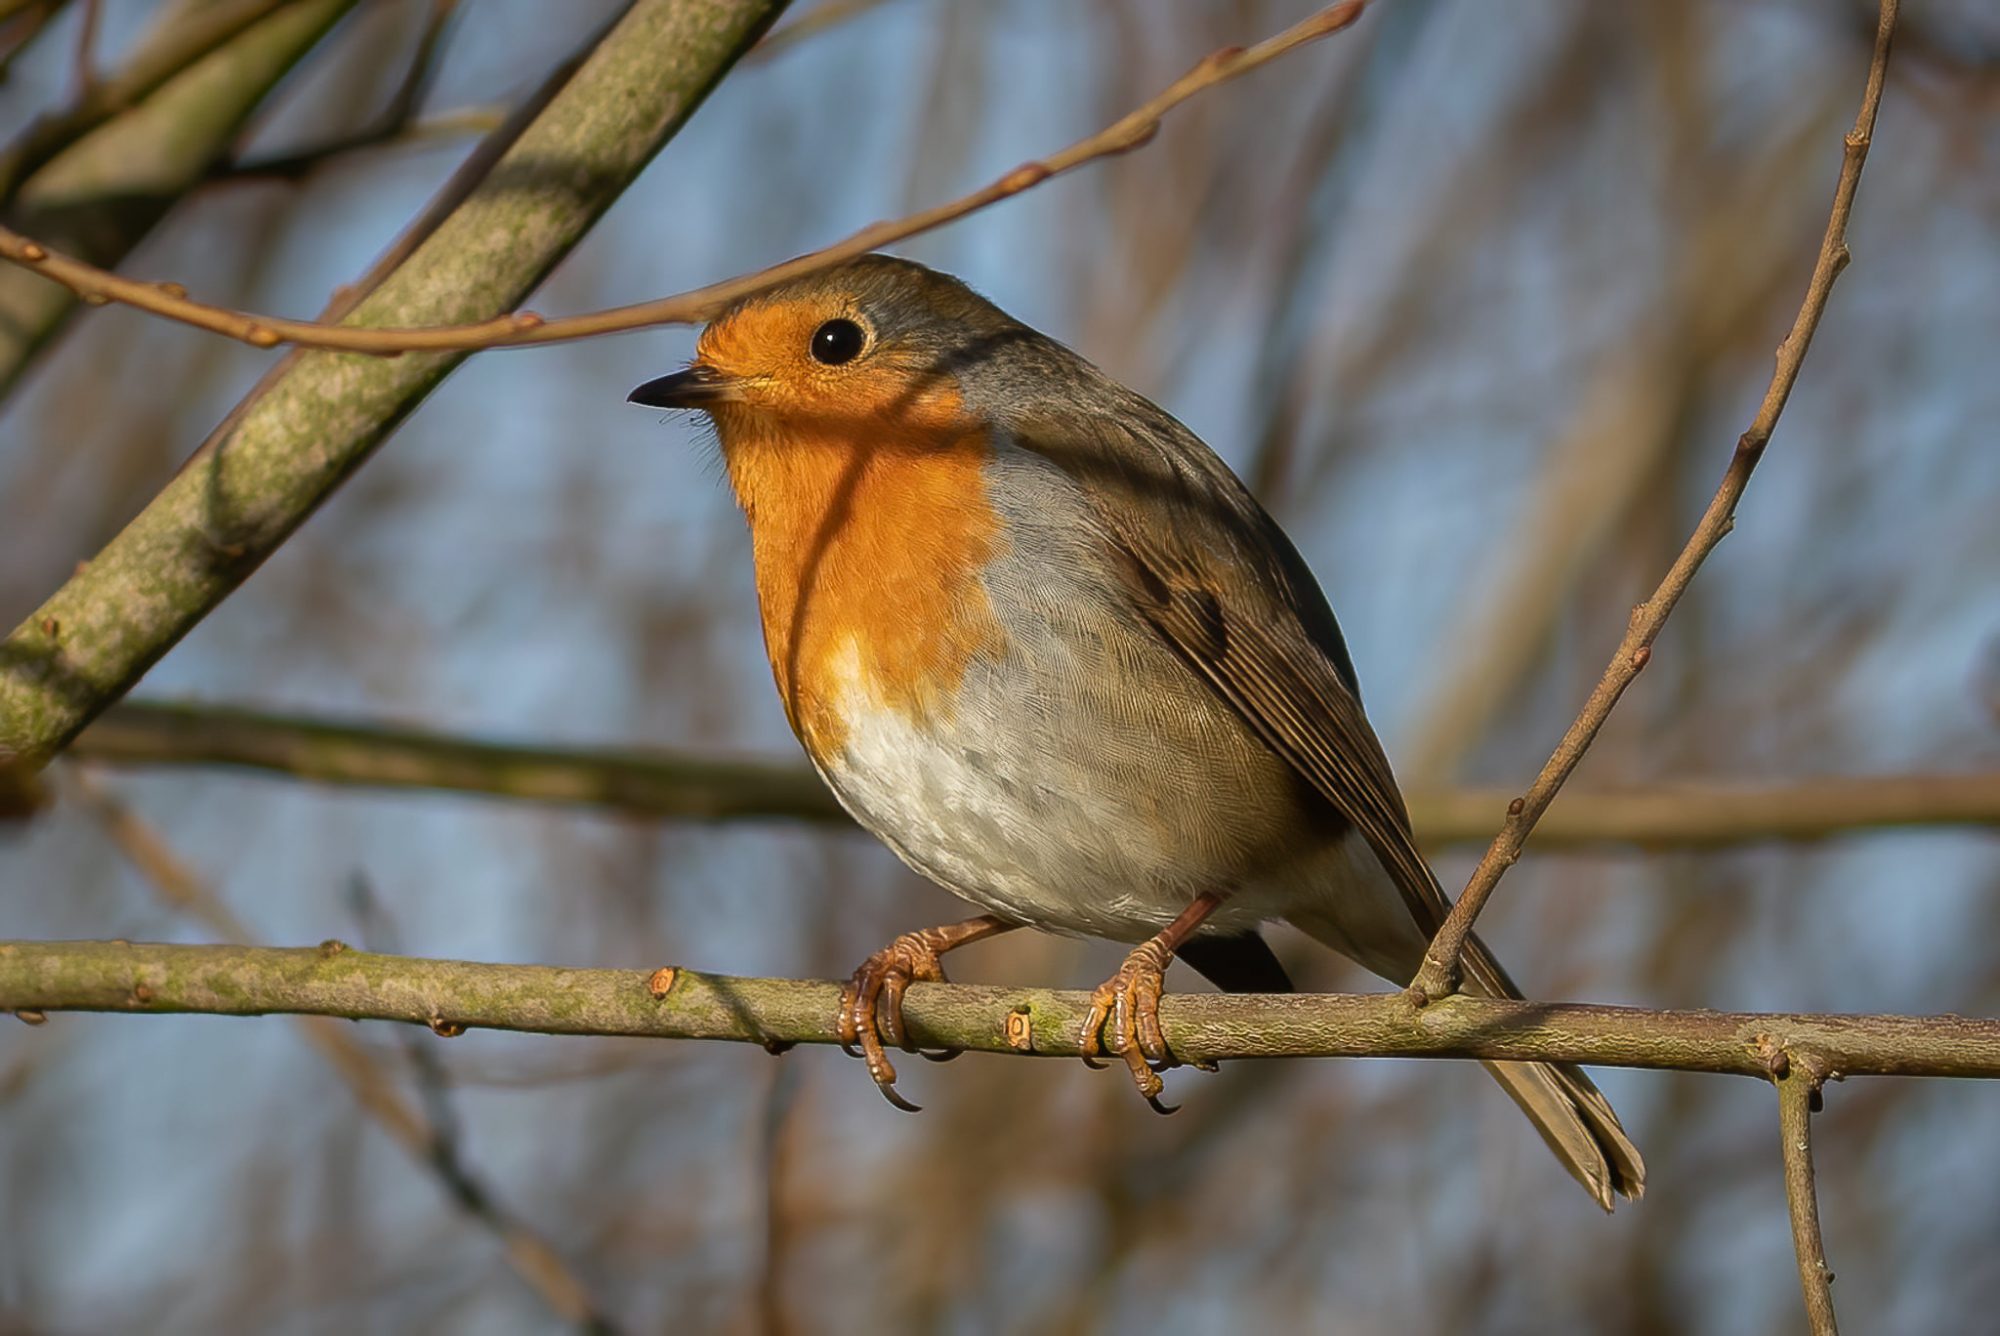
[810,642,1413,954]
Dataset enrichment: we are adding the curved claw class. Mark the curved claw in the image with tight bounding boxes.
[1145,1091,1181,1116]
[874,1080,923,1113]
[916,1047,962,1064]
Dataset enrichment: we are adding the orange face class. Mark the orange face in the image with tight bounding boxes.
[691,293,975,437]
[652,285,1006,758]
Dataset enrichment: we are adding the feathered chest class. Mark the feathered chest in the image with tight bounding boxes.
[717,411,1008,761]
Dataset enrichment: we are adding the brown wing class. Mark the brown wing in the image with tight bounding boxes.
[1012,393,1518,995]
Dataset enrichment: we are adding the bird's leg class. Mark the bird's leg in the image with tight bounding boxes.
[838,914,1016,1111]
[1080,892,1226,1112]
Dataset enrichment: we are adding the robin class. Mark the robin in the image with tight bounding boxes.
[629,255,1643,1209]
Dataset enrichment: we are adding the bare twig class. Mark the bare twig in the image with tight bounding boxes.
[65,776,620,1333]
[66,699,2000,846]
[68,0,96,93]
[9,940,2000,1083]
[1779,1062,1840,1335]
[1408,0,1902,1001]
[217,0,465,181]
[0,2,1371,354]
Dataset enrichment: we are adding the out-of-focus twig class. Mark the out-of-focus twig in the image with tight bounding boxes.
[1409,0,1902,1001]
[66,699,2000,846]
[63,774,621,1333]
[1778,1062,1840,1335]
[0,2,1372,354]
[10,939,2000,1083]
[216,0,465,181]
[0,0,300,200]
[749,0,891,62]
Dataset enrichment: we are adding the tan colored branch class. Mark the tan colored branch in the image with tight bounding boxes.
[1779,1063,1840,1335]
[1410,0,1902,1000]
[0,2,1371,354]
[8,940,2000,1083]
[69,699,2000,846]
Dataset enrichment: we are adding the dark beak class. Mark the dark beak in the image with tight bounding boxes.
[627,363,738,409]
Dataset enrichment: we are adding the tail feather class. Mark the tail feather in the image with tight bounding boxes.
[1460,932,1645,1210]
[1289,911,1645,1209]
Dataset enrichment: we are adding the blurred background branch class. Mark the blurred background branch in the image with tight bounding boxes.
[64,696,2000,847]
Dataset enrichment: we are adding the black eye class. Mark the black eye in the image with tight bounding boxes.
[810,318,865,366]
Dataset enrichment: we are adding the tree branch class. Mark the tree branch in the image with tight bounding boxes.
[1409,0,1901,1001]
[1779,1062,1840,1335]
[0,0,788,778]
[8,940,2000,1083]
[0,2,1371,354]
[66,699,2000,846]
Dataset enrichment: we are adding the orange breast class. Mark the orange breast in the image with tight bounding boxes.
[715,381,1007,759]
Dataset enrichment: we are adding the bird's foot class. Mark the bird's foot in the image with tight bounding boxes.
[1080,937,1180,1114]
[838,916,1013,1112]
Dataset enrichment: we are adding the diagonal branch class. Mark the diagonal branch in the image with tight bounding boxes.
[1779,1061,1841,1335]
[0,2,1372,354]
[0,0,787,780]
[8,940,2000,1083]
[1408,0,1902,1001]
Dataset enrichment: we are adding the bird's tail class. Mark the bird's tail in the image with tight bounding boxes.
[1289,913,1645,1211]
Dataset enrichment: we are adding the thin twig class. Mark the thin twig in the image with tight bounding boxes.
[0,1,1371,353]
[63,776,620,1333]
[217,0,464,181]
[66,699,2000,845]
[1408,0,1902,1001]
[68,0,97,94]
[1779,1062,1840,1335]
[9,940,2000,1082]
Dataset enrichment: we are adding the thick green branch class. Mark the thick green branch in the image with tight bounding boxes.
[8,940,2000,1082]
[68,699,2000,846]
[0,0,787,775]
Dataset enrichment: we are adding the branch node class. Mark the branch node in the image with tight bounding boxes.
[318,938,350,957]
[646,966,678,999]
[242,324,280,349]
[999,162,1050,192]
[13,1009,47,1026]
[1004,1005,1034,1051]
[427,1015,466,1038]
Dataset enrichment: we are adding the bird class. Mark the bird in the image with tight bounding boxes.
[628,254,1643,1209]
